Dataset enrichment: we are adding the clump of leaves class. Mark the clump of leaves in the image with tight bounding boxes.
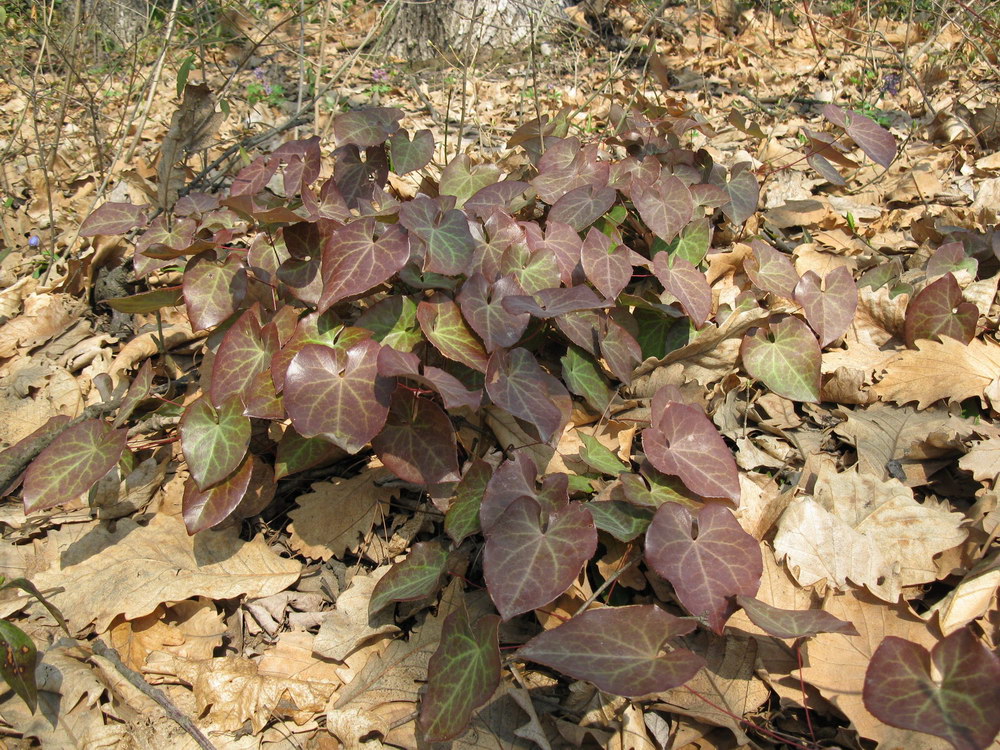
[4,96,998,747]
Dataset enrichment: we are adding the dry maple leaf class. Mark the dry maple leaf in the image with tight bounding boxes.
[871,336,1000,409]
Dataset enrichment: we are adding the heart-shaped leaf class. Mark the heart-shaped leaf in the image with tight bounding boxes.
[633,174,694,243]
[503,285,604,318]
[643,400,740,501]
[457,273,530,352]
[823,104,896,168]
[183,253,247,331]
[735,596,860,639]
[210,306,279,408]
[372,386,461,485]
[333,107,402,147]
[645,502,762,633]
[180,396,251,490]
[400,196,476,276]
[389,128,434,174]
[718,163,759,225]
[518,605,705,697]
[904,272,977,348]
[486,348,568,443]
[863,629,1000,750]
[274,426,346,480]
[369,540,451,617]
[356,295,423,352]
[745,239,798,300]
[561,344,614,412]
[319,220,410,312]
[0,620,37,713]
[794,266,858,347]
[666,217,711,265]
[549,184,617,231]
[926,241,977,279]
[653,252,712,327]
[440,154,500,207]
[484,497,596,621]
[419,609,501,742]
[581,227,632,301]
[578,433,629,476]
[23,419,129,513]
[740,315,821,402]
[479,451,539,532]
[587,501,653,542]
[284,340,392,454]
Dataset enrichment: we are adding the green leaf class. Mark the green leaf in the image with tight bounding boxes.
[179,396,251,490]
[445,459,490,545]
[176,54,197,99]
[22,420,129,513]
[105,286,182,314]
[369,541,450,617]
[587,501,653,542]
[419,609,501,743]
[439,154,500,207]
[561,344,614,412]
[578,433,629,475]
[740,315,821,403]
[0,620,37,713]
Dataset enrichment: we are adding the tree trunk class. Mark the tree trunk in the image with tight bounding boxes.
[86,0,149,48]
[377,0,566,63]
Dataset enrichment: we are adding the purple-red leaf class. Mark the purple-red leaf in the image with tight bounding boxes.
[518,605,705,696]
[645,503,762,634]
[745,239,798,299]
[319,219,410,312]
[183,253,247,331]
[633,175,694,243]
[22,420,128,513]
[502,285,605,318]
[182,453,255,534]
[419,609,501,743]
[735,595,860,638]
[372,386,461,485]
[486,348,568,443]
[740,315,821,403]
[457,273,530,352]
[643,400,740,501]
[926,241,977,279]
[581,227,632,301]
[333,107,402,147]
[904,272,977,348]
[823,104,896,168]
[284,340,392,454]
[863,629,1000,750]
[653,252,712,327]
[480,451,540,532]
[548,184,617,231]
[484,497,596,621]
[793,265,858,347]
[210,306,279,408]
[718,163,760,225]
[179,396,251,490]
[80,202,147,236]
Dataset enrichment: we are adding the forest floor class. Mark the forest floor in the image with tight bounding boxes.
[0,1,998,748]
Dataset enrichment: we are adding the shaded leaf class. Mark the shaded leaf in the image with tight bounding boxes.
[0,620,37,713]
[445,459,490,545]
[23,420,128,513]
[372,386,461,485]
[113,359,154,428]
[417,293,489,373]
[904,273,977,348]
[484,497,596,621]
[182,453,255,534]
[419,609,501,742]
[486,348,567,443]
[926,241,977,279]
[587,501,653,542]
[718,163,759,225]
[356,295,423,352]
[389,128,434,175]
[518,605,704,696]
[370,541,451,617]
[645,503,762,633]
[561,344,614,412]
[105,286,182,314]
[578,433,629,476]
[274,426,346,480]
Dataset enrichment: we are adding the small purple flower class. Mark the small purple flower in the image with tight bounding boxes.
[254,66,266,81]
[883,73,900,96]
[371,68,389,83]
[28,234,39,248]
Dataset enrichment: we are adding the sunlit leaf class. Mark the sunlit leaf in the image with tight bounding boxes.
[633,174,693,243]
[180,396,251,490]
[926,241,977,279]
[735,595,860,638]
[319,220,410,311]
[400,196,476,276]
[23,420,128,513]
[645,503,762,633]
[210,306,279,408]
[182,453,255,533]
[863,629,1000,750]
[561,344,614,412]
[587,501,653,542]
[484,497,596,620]
[518,605,704,696]
[794,265,858,347]
[580,227,632,301]
[333,107,402,147]
[440,154,500,207]
[740,315,821,402]
[0,620,37,713]
[903,273,977,348]
[457,273,530,352]
[486,348,568,443]
[823,104,896,168]
[113,359,154,428]
[653,252,712,328]
[745,239,798,300]
[549,184,617,231]
[417,293,489,373]
[80,201,147,236]
[105,287,182,314]
[183,253,247,331]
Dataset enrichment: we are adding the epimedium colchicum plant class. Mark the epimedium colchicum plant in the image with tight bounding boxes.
[5,98,1000,746]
